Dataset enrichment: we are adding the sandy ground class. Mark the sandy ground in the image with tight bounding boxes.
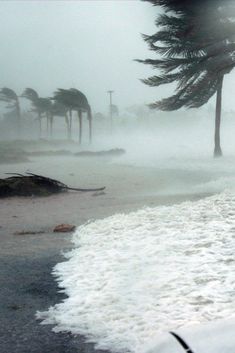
[0,154,212,353]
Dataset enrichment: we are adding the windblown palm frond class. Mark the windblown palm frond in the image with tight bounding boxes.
[0,88,18,102]
[51,101,67,116]
[53,88,90,111]
[0,87,21,134]
[22,88,52,114]
[21,88,39,102]
[140,0,235,110]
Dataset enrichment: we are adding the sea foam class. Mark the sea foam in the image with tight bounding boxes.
[37,192,235,352]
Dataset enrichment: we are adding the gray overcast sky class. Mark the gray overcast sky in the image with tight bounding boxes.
[0,0,235,113]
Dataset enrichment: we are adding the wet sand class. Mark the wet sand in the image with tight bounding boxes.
[0,155,211,353]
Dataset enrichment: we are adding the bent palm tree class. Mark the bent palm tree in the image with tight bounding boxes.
[53,88,92,144]
[51,89,74,139]
[0,88,21,135]
[139,0,235,157]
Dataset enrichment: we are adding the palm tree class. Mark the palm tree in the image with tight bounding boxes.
[22,88,52,138]
[53,88,92,144]
[0,88,21,136]
[70,88,92,144]
[139,0,235,157]
[52,89,74,139]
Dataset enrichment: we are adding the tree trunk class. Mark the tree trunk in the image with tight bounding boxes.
[16,100,21,138]
[89,117,92,144]
[47,115,49,137]
[214,76,223,158]
[78,110,82,145]
[65,113,70,140]
[88,109,92,144]
[69,110,72,139]
[38,113,42,139]
[49,115,53,138]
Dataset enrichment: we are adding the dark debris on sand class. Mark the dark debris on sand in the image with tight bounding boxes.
[0,173,105,198]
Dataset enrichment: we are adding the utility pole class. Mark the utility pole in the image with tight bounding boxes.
[107,90,114,133]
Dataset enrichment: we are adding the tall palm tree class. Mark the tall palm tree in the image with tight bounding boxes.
[70,88,92,144]
[139,0,235,157]
[51,89,73,139]
[0,88,21,136]
[22,88,52,138]
[53,88,92,144]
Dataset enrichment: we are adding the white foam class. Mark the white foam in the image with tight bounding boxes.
[37,192,235,352]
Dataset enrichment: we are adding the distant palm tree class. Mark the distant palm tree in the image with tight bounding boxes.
[70,88,92,144]
[51,89,73,139]
[53,88,92,144]
[0,88,21,135]
[22,88,52,138]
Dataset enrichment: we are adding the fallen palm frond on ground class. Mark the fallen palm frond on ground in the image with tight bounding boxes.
[0,173,105,197]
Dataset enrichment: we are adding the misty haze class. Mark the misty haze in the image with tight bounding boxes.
[1,1,235,353]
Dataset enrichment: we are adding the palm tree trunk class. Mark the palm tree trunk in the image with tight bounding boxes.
[69,110,72,139]
[89,118,92,144]
[16,100,21,138]
[50,115,53,138]
[47,115,50,137]
[65,113,70,140]
[38,113,42,139]
[214,76,223,158]
[78,110,82,145]
[88,109,92,144]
